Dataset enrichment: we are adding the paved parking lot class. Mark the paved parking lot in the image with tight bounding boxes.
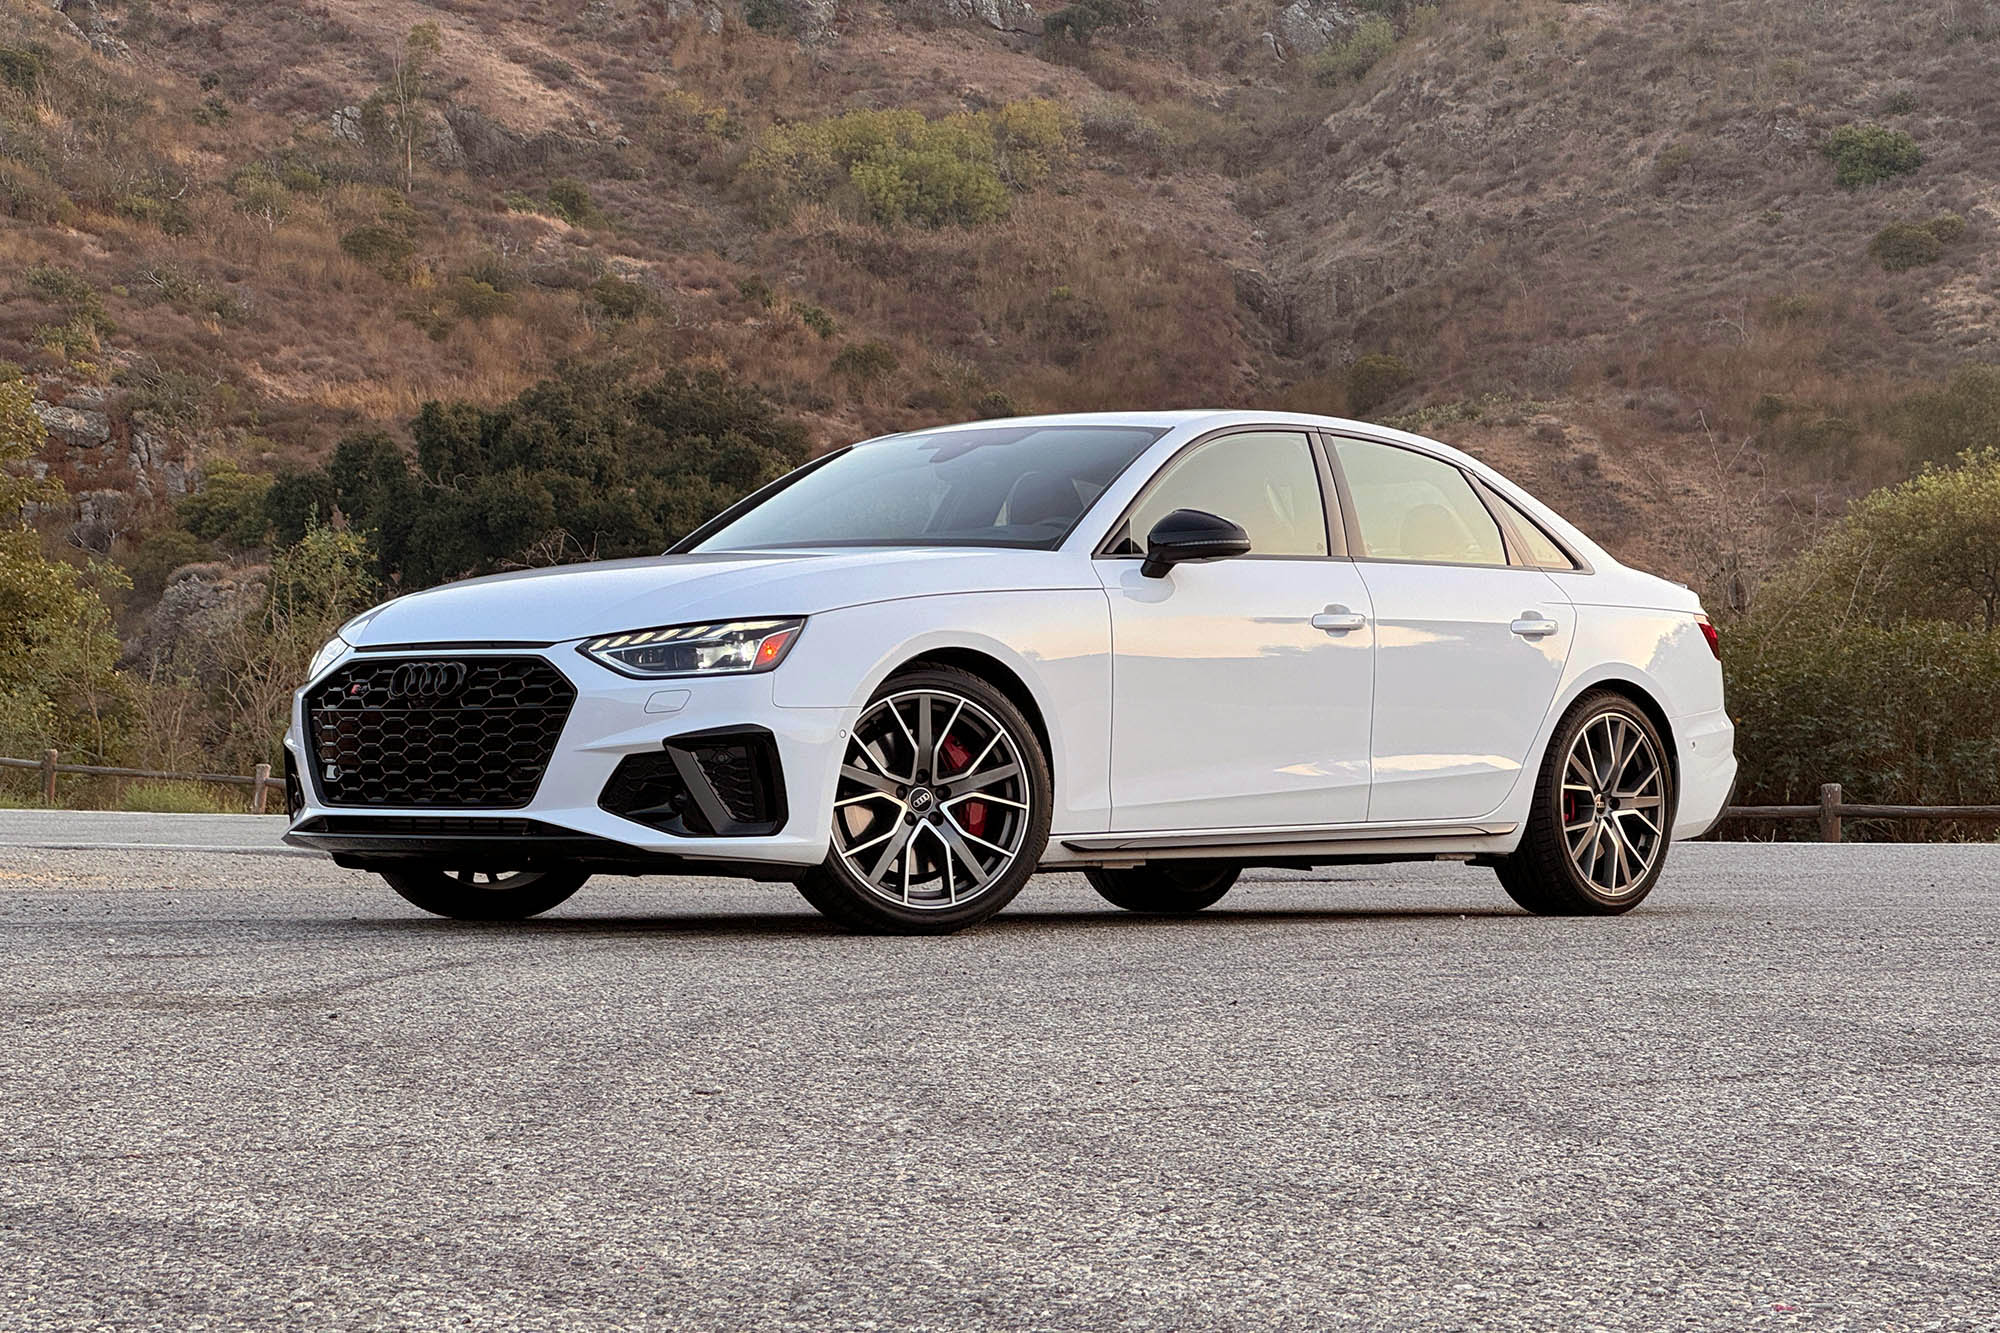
[2,819,1996,1330]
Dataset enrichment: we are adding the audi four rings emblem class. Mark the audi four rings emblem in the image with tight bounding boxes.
[386,661,468,700]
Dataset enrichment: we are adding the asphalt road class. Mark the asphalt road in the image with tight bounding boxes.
[2,818,1996,1331]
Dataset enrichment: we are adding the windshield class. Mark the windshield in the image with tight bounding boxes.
[688,424,1169,552]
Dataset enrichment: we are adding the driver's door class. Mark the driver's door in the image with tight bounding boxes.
[1095,429,1375,832]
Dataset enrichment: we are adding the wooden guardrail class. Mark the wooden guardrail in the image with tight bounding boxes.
[1723,782,2000,842]
[0,751,276,813]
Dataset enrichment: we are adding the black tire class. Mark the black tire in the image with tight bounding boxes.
[1085,861,1239,914]
[380,867,589,921]
[1495,690,1675,916]
[797,666,1052,934]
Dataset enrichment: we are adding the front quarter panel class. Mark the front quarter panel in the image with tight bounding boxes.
[772,588,1114,837]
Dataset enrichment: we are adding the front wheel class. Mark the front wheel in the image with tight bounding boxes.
[1495,691,1675,916]
[1085,861,1239,915]
[381,867,589,921]
[796,667,1052,934]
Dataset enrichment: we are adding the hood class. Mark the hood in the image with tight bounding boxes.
[341,547,1087,646]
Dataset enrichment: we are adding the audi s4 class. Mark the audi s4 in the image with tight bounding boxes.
[284,411,1736,933]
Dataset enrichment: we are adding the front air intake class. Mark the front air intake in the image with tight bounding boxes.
[305,656,576,808]
[599,726,787,837]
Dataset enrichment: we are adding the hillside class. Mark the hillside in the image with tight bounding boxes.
[5,0,1999,627]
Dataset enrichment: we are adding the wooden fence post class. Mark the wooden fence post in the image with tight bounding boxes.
[251,763,271,815]
[41,749,58,805]
[1819,783,1843,844]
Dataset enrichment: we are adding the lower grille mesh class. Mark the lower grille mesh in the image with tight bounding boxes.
[306,657,575,808]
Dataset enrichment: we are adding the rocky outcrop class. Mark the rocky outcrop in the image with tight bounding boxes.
[133,563,265,678]
[908,0,1042,34]
[661,0,727,32]
[1273,0,1359,55]
[31,401,111,451]
[329,106,365,145]
[50,0,129,59]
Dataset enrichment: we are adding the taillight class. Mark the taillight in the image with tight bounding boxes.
[1695,613,1720,660]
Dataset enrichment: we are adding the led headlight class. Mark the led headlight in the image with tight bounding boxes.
[307,634,348,679]
[578,618,804,679]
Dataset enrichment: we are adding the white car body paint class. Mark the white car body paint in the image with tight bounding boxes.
[285,410,1736,877]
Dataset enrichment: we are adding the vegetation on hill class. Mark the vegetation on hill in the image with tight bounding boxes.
[2,0,1999,820]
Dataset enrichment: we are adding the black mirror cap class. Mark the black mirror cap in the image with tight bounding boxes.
[1140,508,1253,578]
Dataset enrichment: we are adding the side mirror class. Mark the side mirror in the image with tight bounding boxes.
[1140,508,1253,579]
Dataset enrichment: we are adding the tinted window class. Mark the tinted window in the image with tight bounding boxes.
[1333,438,1508,567]
[1112,431,1327,558]
[692,424,1166,551]
[1483,485,1577,570]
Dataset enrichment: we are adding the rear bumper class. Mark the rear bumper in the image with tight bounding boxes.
[1672,706,1737,840]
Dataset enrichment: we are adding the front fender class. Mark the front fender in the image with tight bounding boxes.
[771,590,1115,835]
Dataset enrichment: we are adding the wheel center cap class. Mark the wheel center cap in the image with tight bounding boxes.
[908,787,935,814]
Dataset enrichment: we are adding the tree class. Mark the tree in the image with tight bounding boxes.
[216,525,378,771]
[266,366,812,589]
[0,377,130,762]
[373,22,443,194]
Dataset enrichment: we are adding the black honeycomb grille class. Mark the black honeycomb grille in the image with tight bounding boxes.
[306,657,575,808]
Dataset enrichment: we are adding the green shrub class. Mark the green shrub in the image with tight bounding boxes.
[1895,365,2000,468]
[124,526,213,604]
[1312,16,1397,85]
[737,275,775,308]
[745,101,1078,228]
[831,340,899,386]
[796,303,838,339]
[229,165,290,223]
[339,224,416,278]
[446,276,514,320]
[742,0,789,32]
[546,177,601,226]
[589,275,651,318]
[1867,214,1964,273]
[25,264,114,335]
[177,460,274,549]
[1346,352,1413,415]
[1822,124,1922,189]
[974,390,1019,418]
[0,44,49,96]
[1041,0,1140,48]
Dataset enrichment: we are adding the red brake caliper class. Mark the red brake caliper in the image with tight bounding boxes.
[941,733,986,837]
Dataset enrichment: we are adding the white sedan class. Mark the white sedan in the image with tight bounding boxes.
[284,411,1736,933]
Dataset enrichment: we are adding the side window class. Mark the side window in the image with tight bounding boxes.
[1333,439,1507,567]
[1112,431,1328,557]
[1481,484,1577,570]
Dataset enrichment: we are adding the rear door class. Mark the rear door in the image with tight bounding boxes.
[1096,428,1376,832]
[1327,435,1576,825]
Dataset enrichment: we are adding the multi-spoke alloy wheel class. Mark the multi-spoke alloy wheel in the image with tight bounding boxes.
[1495,691,1675,916]
[380,866,589,920]
[798,667,1051,934]
[1559,710,1667,896]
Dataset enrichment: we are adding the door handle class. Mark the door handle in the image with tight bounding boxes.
[1312,605,1368,634]
[1510,612,1560,639]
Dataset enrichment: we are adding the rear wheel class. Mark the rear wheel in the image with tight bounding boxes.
[380,867,589,921]
[1495,691,1674,916]
[1085,861,1239,915]
[796,667,1051,934]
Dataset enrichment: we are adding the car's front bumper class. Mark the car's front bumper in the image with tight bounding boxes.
[283,644,850,871]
